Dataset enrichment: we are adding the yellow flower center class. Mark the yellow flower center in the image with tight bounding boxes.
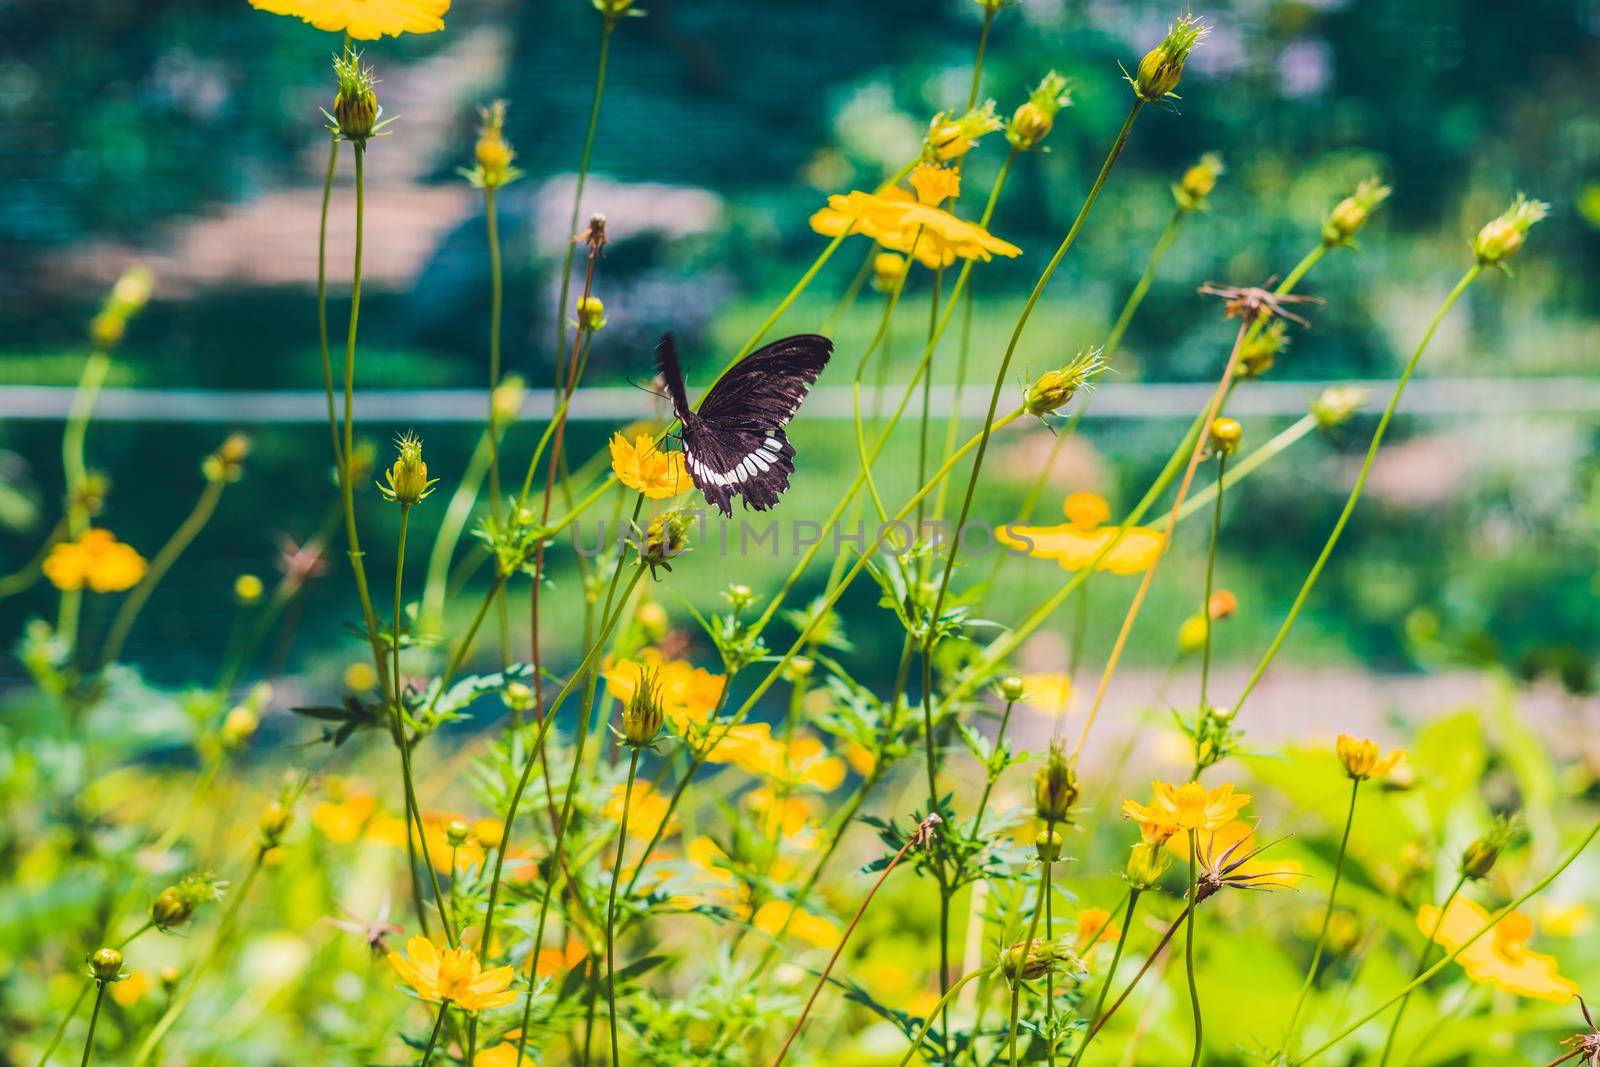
[1063,491,1110,530]
[909,163,961,207]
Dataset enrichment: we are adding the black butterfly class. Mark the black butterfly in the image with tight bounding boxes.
[653,332,833,517]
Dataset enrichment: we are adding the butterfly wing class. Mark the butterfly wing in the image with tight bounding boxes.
[652,333,693,422]
[676,334,831,516]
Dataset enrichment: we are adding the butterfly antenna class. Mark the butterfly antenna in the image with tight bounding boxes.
[624,375,671,404]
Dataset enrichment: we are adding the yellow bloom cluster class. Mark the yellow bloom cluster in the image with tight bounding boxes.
[43,529,147,593]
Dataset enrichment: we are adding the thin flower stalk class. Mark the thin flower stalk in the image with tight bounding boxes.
[77,981,107,1067]
[1376,871,1470,1065]
[893,966,988,1067]
[1066,890,1141,1067]
[602,748,642,1067]
[1184,830,1203,1067]
[418,1001,448,1066]
[1009,834,1057,1067]
[1281,778,1362,1057]
[552,15,616,383]
[1198,451,1227,712]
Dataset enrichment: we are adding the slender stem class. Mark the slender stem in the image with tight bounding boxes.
[98,478,225,668]
[1377,873,1468,1066]
[552,16,614,379]
[603,749,641,1067]
[418,1001,449,1066]
[893,967,988,1067]
[315,134,344,473]
[1066,890,1141,1067]
[1184,830,1202,1067]
[773,825,926,1066]
[1231,266,1482,718]
[483,183,510,665]
[62,350,110,539]
[967,8,995,109]
[1106,207,1185,357]
[1295,815,1600,1065]
[1010,836,1054,1067]
[77,983,106,1067]
[1281,778,1361,1057]
[1085,903,1194,1044]
[968,697,1016,836]
[1198,452,1226,711]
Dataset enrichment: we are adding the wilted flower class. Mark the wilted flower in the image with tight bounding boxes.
[1130,14,1208,103]
[43,530,147,593]
[1473,194,1549,267]
[1559,998,1600,1066]
[330,897,402,955]
[1006,72,1072,151]
[387,936,517,1012]
[925,101,1002,161]
[1323,178,1391,246]
[378,431,438,505]
[1174,153,1224,211]
[1199,280,1323,328]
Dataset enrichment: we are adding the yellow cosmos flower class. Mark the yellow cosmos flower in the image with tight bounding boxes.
[43,529,148,593]
[700,721,785,768]
[810,186,958,270]
[1018,672,1074,718]
[1123,780,1251,843]
[248,0,450,40]
[1335,734,1407,781]
[602,782,677,841]
[386,936,516,1012]
[109,969,152,1008]
[525,939,587,979]
[1164,819,1304,885]
[746,786,820,839]
[752,901,840,950]
[811,163,1021,268]
[608,432,689,499]
[997,491,1163,575]
[312,789,379,844]
[726,733,845,792]
[604,650,724,737]
[1417,897,1578,1002]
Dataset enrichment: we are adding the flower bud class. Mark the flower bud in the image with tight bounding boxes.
[1208,417,1242,456]
[445,819,471,848]
[872,251,908,293]
[642,510,692,575]
[491,374,526,427]
[925,101,1001,161]
[1025,348,1105,418]
[503,681,534,715]
[379,431,438,506]
[1173,152,1224,211]
[621,668,665,748]
[576,295,607,332]
[1322,178,1391,247]
[159,965,181,992]
[1177,613,1208,654]
[1036,825,1063,863]
[635,601,669,641]
[203,433,251,484]
[260,801,294,849]
[469,100,520,188]
[88,947,125,983]
[1207,589,1237,620]
[1124,840,1172,889]
[1473,194,1549,267]
[220,705,259,747]
[233,573,264,605]
[1311,385,1368,430]
[999,938,1074,983]
[1460,816,1519,882]
[592,0,637,21]
[151,887,194,930]
[331,54,381,143]
[782,656,814,683]
[1006,72,1072,151]
[1235,319,1287,379]
[1132,15,1208,103]
[1034,742,1078,824]
[998,675,1026,703]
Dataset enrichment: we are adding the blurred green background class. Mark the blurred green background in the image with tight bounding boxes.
[2,0,1599,704]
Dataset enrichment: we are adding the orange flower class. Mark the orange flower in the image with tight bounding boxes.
[1417,897,1578,1002]
[1074,908,1120,952]
[248,0,449,39]
[609,432,689,499]
[311,790,379,844]
[745,787,820,840]
[42,529,147,592]
[1123,780,1250,843]
[1335,734,1406,781]
[997,491,1163,575]
[526,939,587,979]
[386,936,516,1012]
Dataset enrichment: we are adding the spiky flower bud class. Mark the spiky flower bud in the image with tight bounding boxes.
[1311,385,1368,429]
[331,54,381,144]
[259,801,294,850]
[1460,815,1519,881]
[1132,15,1208,103]
[203,433,251,484]
[220,705,259,747]
[88,947,125,983]
[1473,194,1549,267]
[642,510,692,576]
[1174,152,1224,211]
[1208,417,1242,456]
[151,887,193,930]
[379,431,438,506]
[1322,178,1391,247]
[576,295,607,332]
[782,656,814,683]
[468,100,521,188]
[998,675,1026,702]
[491,374,526,428]
[621,667,666,748]
[1034,741,1078,824]
[999,938,1074,983]
[1025,348,1105,418]
[1036,825,1063,863]
[925,101,1002,161]
[1006,72,1072,151]
[1124,840,1172,889]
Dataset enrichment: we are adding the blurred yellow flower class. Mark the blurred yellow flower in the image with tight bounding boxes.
[604,650,724,737]
[1539,902,1593,938]
[42,529,147,593]
[248,0,449,40]
[526,939,587,979]
[109,969,151,1008]
[1335,734,1406,781]
[1019,672,1074,718]
[1417,897,1578,1002]
[609,432,689,499]
[1074,908,1119,952]
[1123,780,1250,843]
[753,901,840,950]
[602,782,677,841]
[312,790,379,844]
[997,491,1163,575]
[386,936,516,1012]
[344,661,379,691]
[746,786,819,839]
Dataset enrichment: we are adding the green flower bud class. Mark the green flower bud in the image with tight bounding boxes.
[1322,178,1391,247]
[88,947,125,983]
[445,819,471,848]
[379,431,438,506]
[1036,826,1063,863]
[998,675,1026,702]
[1472,194,1549,267]
[331,54,381,143]
[621,668,665,748]
[1124,841,1172,889]
[1208,417,1243,456]
[1173,153,1224,211]
[1132,15,1208,103]
[1025,348,1105,418]
[1034,742,1078,824]
[1311,385,1368,430]
[1006,72,1072,151]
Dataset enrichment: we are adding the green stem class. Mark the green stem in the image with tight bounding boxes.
[1198,452,1226,712]
[603,749,641,1067]
[35,924,155,1067]
[77,983,106,1067]
[1281,778,1361,1058]
[418,1001,449,1066]
[1105,207,1185,357]
[1296,817,1600,1066]
[967,8,995,109]
[62,350,110,538]
[1010,834,1055,1067]
[98,478,225,668]
[1066,890,1141,1067]
[553,16,614,380]
[1184,830,1202,1067]
[316,134,344,473]
[1232,265,1483,719]
[1376,872,1468,1066]
[484,183,510,666]
[894,967,988,1067]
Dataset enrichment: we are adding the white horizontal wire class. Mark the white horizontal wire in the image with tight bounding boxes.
[1,378,1597,424]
